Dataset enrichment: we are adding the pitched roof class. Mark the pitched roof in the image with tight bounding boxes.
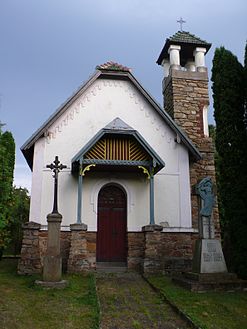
[21,65,202,169]
[157,31,211,65]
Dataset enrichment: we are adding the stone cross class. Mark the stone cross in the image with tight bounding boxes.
[37,155,68,286]
[177,17,186,31]
[46,156,67,214]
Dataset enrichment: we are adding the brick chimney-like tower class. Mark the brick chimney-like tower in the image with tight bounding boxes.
[157,31,220,235]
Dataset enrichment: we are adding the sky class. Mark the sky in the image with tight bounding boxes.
[0,0,246,192]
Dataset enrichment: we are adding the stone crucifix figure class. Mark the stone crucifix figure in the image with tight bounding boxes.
[196,177,215,239]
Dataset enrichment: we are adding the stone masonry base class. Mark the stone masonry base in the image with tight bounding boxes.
[18,222,198,275]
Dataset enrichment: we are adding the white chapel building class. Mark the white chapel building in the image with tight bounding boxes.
[19,31,218,274]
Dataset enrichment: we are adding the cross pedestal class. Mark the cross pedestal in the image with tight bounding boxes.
[43,212,63,282]
[36,212,67,288]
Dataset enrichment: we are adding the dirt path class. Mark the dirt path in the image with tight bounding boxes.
[96,273,191,329]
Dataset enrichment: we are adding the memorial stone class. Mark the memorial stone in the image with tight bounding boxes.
[192,177,227,273]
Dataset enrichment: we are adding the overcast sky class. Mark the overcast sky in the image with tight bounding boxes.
[0,0,246,192]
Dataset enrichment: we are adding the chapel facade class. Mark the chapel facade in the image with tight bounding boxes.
[18,31,220,274]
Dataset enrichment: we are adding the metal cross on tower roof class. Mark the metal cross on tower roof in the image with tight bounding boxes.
[177,17,186,31]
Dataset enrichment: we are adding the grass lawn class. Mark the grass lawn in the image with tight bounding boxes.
[0,259,99,329]
[147,275,247,329]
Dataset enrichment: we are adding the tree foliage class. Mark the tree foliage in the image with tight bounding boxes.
[211,46,247,278]
[244,42,247,125]
[0,129,15,256]
[7,187,30,255]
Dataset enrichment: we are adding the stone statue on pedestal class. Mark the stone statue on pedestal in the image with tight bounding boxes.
[173,177,245,291]
[192,177,227,273]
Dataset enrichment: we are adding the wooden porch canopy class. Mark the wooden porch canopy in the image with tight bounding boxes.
[71,117,165,175]
[72,118,165,226]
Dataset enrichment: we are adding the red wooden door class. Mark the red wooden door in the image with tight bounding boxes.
[97,185,127,262]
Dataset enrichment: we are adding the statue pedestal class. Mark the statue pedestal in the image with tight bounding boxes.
[192,239,227,273]
[200,216,215,239]
[43,212,63,282]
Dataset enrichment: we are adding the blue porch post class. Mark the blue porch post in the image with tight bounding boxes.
[149,170,155,225]
[77,159,83,224]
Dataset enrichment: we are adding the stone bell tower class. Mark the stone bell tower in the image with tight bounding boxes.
[157,31,220,235]
[157,31,212,141]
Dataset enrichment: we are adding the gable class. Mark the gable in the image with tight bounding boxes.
[84,136,150,162]
[21,67,201,169]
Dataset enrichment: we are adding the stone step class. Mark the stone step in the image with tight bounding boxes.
[173,275,247,292]
[184,271,238,283]
[96,262,127,273]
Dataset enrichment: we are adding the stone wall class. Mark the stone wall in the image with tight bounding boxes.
[163,70,209,141]
[18,222,42,275]
[18,225,197,275]
[67,228,96,273]
[163,69,220,237]
[142,228,197,274]
[127,232,145,271]
[18,224,71,275]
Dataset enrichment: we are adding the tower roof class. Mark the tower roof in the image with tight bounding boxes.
[157,31,211,65]
[169,31,210,45]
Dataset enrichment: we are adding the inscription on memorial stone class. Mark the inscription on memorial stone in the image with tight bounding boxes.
[203,252,223,262]
[207,242,216,252]
[203,242,223,262]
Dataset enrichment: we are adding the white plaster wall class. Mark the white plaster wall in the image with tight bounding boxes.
[30,78,192,230]
[40,168,76,228]
[155,174,180,226]
[29,137,45,222]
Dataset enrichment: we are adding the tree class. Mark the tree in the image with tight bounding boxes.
[7,187,30,255]
[211,46,247,278]
[208,124,216,143]
[244,42,247,126]
[0,129,15,258]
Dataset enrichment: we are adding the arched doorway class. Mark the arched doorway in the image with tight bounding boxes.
[97,185,127,262]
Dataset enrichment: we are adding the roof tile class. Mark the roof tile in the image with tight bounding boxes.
[169,31,210,46]
[96,61,131,72]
